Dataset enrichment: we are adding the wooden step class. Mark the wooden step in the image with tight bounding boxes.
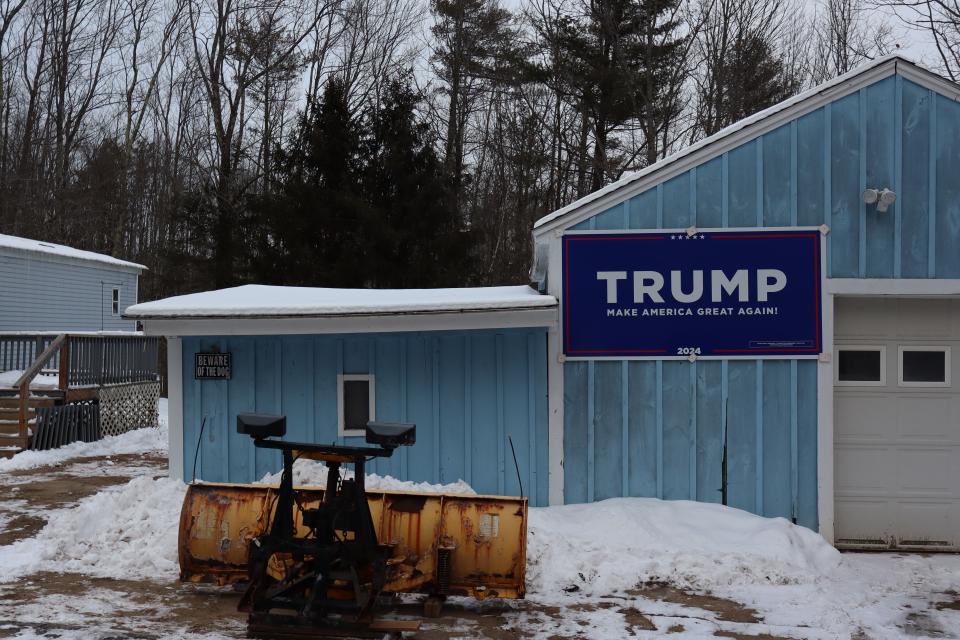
[0,434,29,449]
[0,397,59,409]
[0,421,29,436]
[0,408,36,421]
[0,446,21,459]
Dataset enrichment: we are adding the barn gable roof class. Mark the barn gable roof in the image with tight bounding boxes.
[532,55,960,236]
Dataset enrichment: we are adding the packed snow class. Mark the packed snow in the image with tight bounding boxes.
[0,369,60,390]
[255,458,476,495]
[0,475,185,583]
[0,233,145,270]
[526,498,840,597]
[125,284,556,318]
[0,399,167,472]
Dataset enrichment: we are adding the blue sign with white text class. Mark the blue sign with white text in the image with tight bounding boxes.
[562,229,823,358]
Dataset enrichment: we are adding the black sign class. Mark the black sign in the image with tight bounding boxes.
[195,353,232,379]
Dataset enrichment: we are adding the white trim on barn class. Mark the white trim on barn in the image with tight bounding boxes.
[167,336,185,481]
[136,308,557,337]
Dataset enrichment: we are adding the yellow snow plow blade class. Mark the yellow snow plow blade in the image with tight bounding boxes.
[178,482,527,600]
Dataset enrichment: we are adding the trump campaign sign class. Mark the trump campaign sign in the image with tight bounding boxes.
[561,228,824,359]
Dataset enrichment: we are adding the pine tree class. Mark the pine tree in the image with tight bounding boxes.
[363,76,474,288]
[548,0,686,192]
[250,76,473,288]
[249,79,368,287]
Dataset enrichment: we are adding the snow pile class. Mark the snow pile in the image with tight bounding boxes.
[526,498,840,599]
[0,369,60,389]
[0,399,167,472]
[256,458,476,495]
[0,476,187,583]
[0,423,167,473]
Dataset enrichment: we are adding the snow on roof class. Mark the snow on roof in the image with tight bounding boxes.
[126,284,557,319]
[0,234,146,271]
[534,54,957,232]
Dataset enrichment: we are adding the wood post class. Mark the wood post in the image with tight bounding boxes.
[58,338,70,392]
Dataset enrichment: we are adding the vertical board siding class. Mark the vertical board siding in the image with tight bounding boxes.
[935,93,960,277]
[182,328,549,505]
[562,358,819,528]
[558,71,960,529]
[865,78,896,277]
[564,73,959,276]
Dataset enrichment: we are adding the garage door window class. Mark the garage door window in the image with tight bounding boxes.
[836,346,885,386]
[898,347,950,387]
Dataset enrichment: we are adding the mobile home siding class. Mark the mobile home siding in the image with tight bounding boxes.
[181,329,550,505]
[557,73,960,529]
[0,250,139,332]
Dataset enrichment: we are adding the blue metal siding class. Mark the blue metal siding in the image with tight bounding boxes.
[181,329,549,505]
[0,250,139,332]
[563,358,818,528]
[554,73,960,525]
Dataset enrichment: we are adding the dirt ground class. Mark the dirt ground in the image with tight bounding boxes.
[0,451,956,639]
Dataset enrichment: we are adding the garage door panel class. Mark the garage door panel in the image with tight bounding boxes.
[835,297,960,549]
[895,396,955,442]
[894,501,953,544]
[896,448,955,495]
[895,299,956,338]
[835,445,894,493]
[835,394,901,440]
[835,497,891,542]
[835,298,891,338]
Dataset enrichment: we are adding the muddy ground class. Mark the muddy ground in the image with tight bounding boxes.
[0,451,955,639]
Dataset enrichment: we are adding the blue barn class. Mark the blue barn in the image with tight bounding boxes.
[133,55,960,549]
[533,54,960,550]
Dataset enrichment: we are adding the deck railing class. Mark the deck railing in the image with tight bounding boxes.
[0,333,161,444]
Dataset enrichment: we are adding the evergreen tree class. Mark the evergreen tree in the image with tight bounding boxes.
[363,76,474,288]
[250,76,473,288]
[548,0,686,192]
[250,79,369,287]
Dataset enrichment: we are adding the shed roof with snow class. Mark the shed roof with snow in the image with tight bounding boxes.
[0,234,146,272]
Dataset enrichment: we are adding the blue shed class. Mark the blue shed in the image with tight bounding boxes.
[533,55,960,549]
[127,285,556,505]
[0,234,144,332]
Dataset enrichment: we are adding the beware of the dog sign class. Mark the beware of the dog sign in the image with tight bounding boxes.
[561,228,823,359]
[195,352,232,379]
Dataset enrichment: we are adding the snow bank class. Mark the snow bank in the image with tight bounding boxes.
[0,476,187,583]
[0,398,167,472]
[526,498,840,599]
[256,458,476,495]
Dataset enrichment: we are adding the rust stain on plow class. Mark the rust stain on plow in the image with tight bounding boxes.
[178,482,527,599]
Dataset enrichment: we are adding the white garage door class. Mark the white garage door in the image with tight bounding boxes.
[834,297,960,550]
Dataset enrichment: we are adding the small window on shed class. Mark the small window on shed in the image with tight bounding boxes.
[112,287,120,315]
[836,346,885,386]
[338,374,375,437]
[899,347,950,387]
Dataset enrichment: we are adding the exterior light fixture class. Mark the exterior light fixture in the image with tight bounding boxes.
[862,188,897,213]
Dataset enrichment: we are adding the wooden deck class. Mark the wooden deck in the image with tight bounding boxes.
[0,334,160,457]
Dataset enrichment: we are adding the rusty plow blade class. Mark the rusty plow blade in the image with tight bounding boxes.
[178,482,527,600]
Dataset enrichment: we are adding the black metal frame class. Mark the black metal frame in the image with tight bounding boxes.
[236,417,414,637]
